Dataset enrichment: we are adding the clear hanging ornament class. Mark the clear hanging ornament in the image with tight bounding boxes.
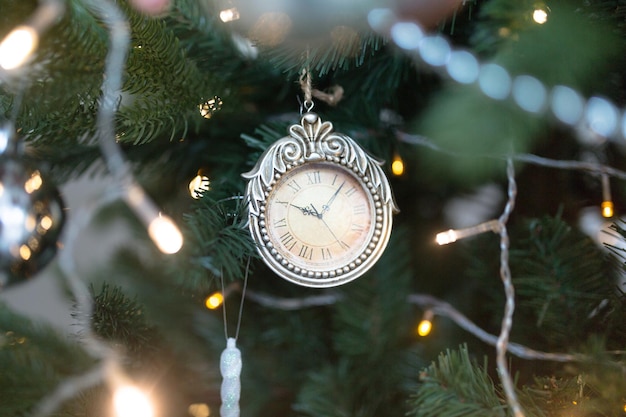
[220,337,241,417]
[0,124,65,291]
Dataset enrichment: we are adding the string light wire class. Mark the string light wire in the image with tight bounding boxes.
[240,289,625,365]
[83,0,182,254]
[32,184,124,416]
[495,159,523,417]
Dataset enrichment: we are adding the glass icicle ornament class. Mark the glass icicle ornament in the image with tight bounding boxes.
[220,338,242,417]
[0,125,65,290]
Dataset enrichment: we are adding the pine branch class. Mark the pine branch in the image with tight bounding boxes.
[293,227,421,417]
[507,216,618,350]
[1,0,221,149]
[408,345,508,417]
[0,304,93,416]
[88,283,161,361]
[178,190,258,288]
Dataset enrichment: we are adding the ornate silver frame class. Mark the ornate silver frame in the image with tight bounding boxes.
[243,112,398,287]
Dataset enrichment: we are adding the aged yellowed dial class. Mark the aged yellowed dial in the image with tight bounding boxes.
[244,112,397,287]
[266,161,374,272]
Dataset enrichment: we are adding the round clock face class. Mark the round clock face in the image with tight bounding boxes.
[258,160,388,286]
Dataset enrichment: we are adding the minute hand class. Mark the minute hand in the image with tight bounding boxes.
[321,181,345,216]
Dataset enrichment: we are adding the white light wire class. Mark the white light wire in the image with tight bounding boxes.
[396,130,626,180]
[28,0,171,413]
[495,158,523,417]
[241,288,626,366]
[83,0,182,255]
[31,185,123,417]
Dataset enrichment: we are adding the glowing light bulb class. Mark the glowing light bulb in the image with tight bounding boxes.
[435,220,501,245]
[113,386,154,417]
[40,215,53,230]
[205,292,224,310]
[24,171,43,193]
[436,230,457,245]
[391,154,405,176]
[601,201,614,218]
[19,244,32,260]
[220,7,240,22]
[417,319,432,336]
[199,96,223,119]
[417,310,434,337]
[148,214,183,254]
[533,9,548,24]
[189,172,210,199]
[0,26,38,70]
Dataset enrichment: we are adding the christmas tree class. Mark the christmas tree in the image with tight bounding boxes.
[0,0,625,416]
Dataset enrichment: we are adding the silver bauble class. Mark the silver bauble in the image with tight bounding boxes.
[0,154,65,290]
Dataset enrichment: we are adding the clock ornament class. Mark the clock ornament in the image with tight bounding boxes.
[243,112,398,287]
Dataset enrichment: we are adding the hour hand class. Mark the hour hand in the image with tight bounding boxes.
[309,204,323,219]
[290,203,315,216]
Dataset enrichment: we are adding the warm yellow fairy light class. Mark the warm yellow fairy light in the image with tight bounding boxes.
[189,173,210,199]
[391,154,405,176]
[19,244,32,260]
[220,7,240,22]
[40,215,53,230]
[0,26,38,70]
[125,184,184,254]
[148,214,183,254]
[533,9,548,24]
[417,319,432,336]
[113,385,154,417]
[601,201,614,218]
[24,171,43,194]
[436,220,501,246]
[436,230,457,245]
[601,175,614,218]
[417,310,434,337]
[199,96,223,119]
[205,292,224,310]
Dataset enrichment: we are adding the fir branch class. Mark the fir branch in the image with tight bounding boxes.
[0,304,93,416]
[240,119,291,166]
[259,24,386,77]
[179,192,258,287]
[1,0,220,148]
[407,345,508,417]
[508,216,617,349]
[293,227,420,417]
[88,283,161,360]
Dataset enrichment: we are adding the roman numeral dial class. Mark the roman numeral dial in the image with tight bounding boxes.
[265,162,375,276]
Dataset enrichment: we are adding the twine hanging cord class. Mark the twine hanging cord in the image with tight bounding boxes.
[299,69,344,108]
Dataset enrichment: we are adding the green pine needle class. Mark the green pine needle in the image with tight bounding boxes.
[408,345,508,417]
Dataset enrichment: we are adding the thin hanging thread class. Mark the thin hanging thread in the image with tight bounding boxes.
[220,257,251,341]
[299,67,344,111]
[299,68,314,112]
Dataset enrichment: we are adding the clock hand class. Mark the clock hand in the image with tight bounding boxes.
[309,203,323,219]
[321,181,345,216]
[290,203,315,216]
[319,216,349,249]
[311,203,348,249]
